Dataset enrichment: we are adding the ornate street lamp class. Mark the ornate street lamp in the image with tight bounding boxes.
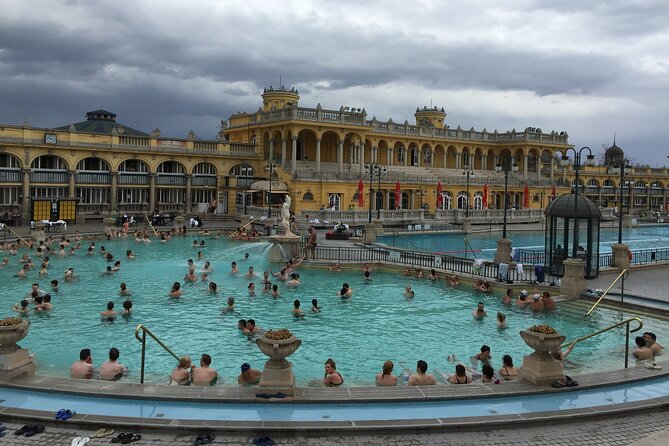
[365,163,387,223]
[610,156,628,244]
[560,147,596,258]
[495,157,518,239]
[265,161,277,218]
[462,169,475,217]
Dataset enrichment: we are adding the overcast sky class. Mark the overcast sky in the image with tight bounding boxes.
[1,0,667,165]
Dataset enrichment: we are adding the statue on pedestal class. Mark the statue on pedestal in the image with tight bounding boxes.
[279,195,294,237]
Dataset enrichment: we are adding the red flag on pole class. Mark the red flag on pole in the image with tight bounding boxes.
[523,184,530,208]
[395,181,401,209]
[357,180,364,207]
[551,185,556,201]
[483,184,488,208]
[436,182,443,208]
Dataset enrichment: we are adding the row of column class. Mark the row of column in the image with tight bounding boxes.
[271,138,551,181]
[19,170,195,215]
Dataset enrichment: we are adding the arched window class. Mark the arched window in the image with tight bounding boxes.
[457,192,469,210]
[587,179,599,187]
[303,192,314,201]
[473,193,483,210]
[328,193,341,210]
[397,147,405,163]
[423,148,432,164]
[119,159,149,172]
[76,158,110,171]
[229,164,254,177]
[439,192,452,210]
[0,154,21,168]
[157,161,185,174]
[31,155,67,170]
[603,179,615,188]
[193,162,217,175]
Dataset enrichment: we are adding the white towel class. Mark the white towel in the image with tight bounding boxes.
[498,263,509,280]
[516,263,524,275]
[511,247,520,261]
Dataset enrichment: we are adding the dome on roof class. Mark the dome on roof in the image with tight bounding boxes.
[544,193,601,218]
[604,142,624,166]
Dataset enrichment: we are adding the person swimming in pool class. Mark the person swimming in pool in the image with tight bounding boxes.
[100,301,117,321]
[339,283,353,298]
[169,282,183,298]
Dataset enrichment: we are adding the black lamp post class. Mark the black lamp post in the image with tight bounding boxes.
[611,155,627,244]
[365,163,387,223]
[560,147,596,258]
[462,169,474,217]
[495,156,518,239]
[265,161,276,218]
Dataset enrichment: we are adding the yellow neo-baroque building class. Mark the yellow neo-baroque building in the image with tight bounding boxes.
[1,87,668,224]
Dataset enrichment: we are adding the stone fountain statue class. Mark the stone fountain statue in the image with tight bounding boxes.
[267,194,301,263]
[279,195,294,237]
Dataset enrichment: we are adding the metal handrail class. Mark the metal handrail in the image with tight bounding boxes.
[562,317,643,348]
[585,268,628,316]
[561,316,643,369]
[134,324,180,384]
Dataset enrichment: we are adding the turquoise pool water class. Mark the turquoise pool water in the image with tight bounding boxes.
[378,226,669,258]
[0,236,666,386]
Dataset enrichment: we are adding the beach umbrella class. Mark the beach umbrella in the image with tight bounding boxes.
[551,184,556,201]
[357,180,364,207]
[482,183,488,208]
[395,181,401,209]
[523,184,530,208]
[436,182,443,208]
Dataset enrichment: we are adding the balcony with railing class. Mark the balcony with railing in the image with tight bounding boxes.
[75,172,111,184]
[118,173,150,185]
[191,176,217,187]
[155,174,186,186]
[0,169,21,183]
[30,170,68,183]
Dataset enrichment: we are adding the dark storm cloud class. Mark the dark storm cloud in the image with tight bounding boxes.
[0,0,667,163]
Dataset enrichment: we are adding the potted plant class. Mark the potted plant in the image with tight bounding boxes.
[256,328,302,368]
[519,324,566,361]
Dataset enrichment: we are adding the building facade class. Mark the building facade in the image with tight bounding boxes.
[1,89,667,223]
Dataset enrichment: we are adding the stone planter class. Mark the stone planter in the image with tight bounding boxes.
[256,334,302,368]
[0,319,35,379]
[518,328,567,385]
[519,329,566,361]
[0,320,29,354]
[255,333,302,392]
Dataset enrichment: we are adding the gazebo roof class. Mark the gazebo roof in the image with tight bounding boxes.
[544,193,602,218]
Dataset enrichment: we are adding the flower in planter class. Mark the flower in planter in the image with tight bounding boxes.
[527,324,558,335]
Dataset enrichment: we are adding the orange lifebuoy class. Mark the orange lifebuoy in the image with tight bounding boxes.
[627,249,633,261]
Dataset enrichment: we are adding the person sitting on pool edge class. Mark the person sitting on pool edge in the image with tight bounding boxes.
[498,355,519,380]
[448,364,472,384]
[407,360,436,386]
[169,356,193,385]
[99,347,127,381]
[375,360,398,386]
[238,362,263,386]
[70,348,95,379]
[191,354,218,386]
[323,358,344,387]
[632,336,654,360]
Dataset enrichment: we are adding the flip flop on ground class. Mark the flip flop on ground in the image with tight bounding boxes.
[111,433,133,443]
[120,433,141,444]
[194,434,215,445]
[94,428,115,438]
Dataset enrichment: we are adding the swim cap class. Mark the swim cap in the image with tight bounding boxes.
[241,363,251,372]
[532,294,541,301]
[520,290,529,296]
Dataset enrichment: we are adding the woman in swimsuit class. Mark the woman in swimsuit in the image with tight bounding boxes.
[169,356,192,385]
[375,360,398,386]
[448,364,472,384]
[323,358,344,387]
[498,354,519,380]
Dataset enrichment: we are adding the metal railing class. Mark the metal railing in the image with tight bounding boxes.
[134,324,180,384]
[562,316,642,369]
[308,246,537,282]
[585,269,629,316]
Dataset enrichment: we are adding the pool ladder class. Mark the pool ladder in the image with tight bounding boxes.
[562,316,643,369]
[134,324,180,384]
